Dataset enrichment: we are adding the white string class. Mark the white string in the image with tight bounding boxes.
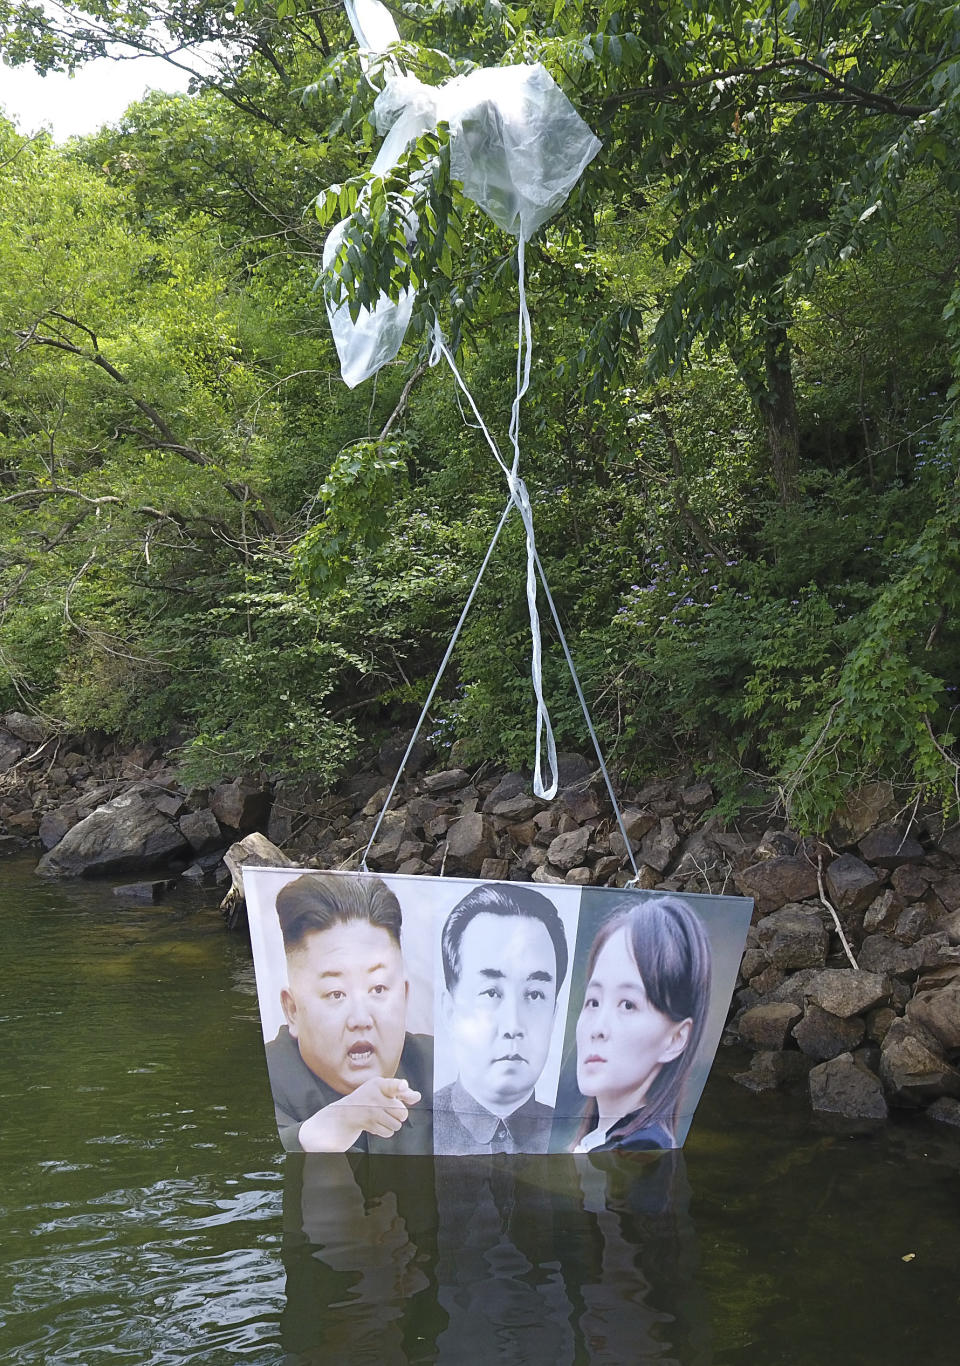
[429,263,558,800]
[362,497,514,870]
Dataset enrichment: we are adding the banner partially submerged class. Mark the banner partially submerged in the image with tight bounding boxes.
[244,867,752,1155]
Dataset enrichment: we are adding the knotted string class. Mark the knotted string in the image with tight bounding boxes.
[362,242,641,882]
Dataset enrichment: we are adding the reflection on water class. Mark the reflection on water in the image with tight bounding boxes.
[281,1150,708,1365]
[1,856,959,1365]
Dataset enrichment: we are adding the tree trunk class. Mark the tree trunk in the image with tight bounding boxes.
[759,325,799,505]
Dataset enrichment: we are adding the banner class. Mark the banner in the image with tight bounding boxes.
[243,868,752,1155]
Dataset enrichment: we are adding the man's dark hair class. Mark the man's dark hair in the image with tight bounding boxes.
[275,873,402,954]
[441,883,568,993]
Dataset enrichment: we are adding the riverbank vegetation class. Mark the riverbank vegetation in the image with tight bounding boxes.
[2,2,960,829]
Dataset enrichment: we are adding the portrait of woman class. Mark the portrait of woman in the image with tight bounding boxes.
[573,895,712,1153]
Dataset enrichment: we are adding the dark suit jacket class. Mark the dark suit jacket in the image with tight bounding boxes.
[433,1078,553,1154]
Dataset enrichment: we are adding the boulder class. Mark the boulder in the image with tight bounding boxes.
[0,732,27,773]
[793,1004,865,1060]
[681,780,714,811]
[808,1053,888,1120]
[858,933,923,979]
[824,853,886,915]
[2,711,49,745]
[906,980,960,1052]
[879,1017,960,1106]
[889,864,930,902]
[488,794,541,822]
[444,812,496,875]
[829,781,895,845]
[926,1097,960,1128]
[733,1050,812,1092]
[638,818,681,873]
[565,866,594,886]
[736,856,819,914]
[738,1002,803,1049]
[36,788,191,877]
[365,811,410,869]
[220,832,293,930]
[38,804,78,851]
[563,786,607,824]
[112,879,177,903]
[894,903,940,945]
[757,904,829,970]
[857,823,924,868]
[555,753,594,786]
[210,778,271,832]
[532,864,566,885]
[179,808,224,854]
[804,969,890,1019]
[933,873,960,912]
[481,772,528,812]
[863,889,904,933]
[547,826,591,871]
[423,768,471,794]
[479,857,511,881]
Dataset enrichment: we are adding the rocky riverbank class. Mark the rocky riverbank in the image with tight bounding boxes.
[2,711,959,1130]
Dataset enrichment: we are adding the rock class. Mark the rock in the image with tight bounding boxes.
[889,864,930,902]
[36,789,191,878]
[0,732,28,772]
[209,778,271,833]
[423,768,471,794]
[894,903,940,944]
[179,808,224,854]
[736,856,819,914]
[397,840,428,864]
[906,980,960,1052]
[555,753,594,786]
[443,812,496,875]
[565,866,594,886]
[38,804,78,851]
[112,879,177,903]
[863,889,904,933]
[740,946,767,981]
[681,780,714,811]
[940,909,960,944]
[2,711,49,745]
[749,965,785,997]
[424,815,452,842]
[479,857,511,881]
[933,873,960,912]
[926,1097,960,1128]
[488,794,541,821]
[879,1017,960,1106]
[936,825,960,859]
[865,1006,897,1044]
[824,853,886,914]
[376,731,433,778]
[858,933,922,979]
[405,795,447,831]
[481,773,528,812]
[520,844,548,872]
[397,857,431,876]
[829,781,895,845]
[547,827,591,871]
[857,823,924,868]
[532,864,566,884]
[563,787,607,824]
[808,1053,888,1120]
[804,969,890,1019]
[760,968,822,1009]
[757,904,829,970]
[793,1004,865,1060]
[738,1002,803,1049]
[638,818,681,873]
[366,811,410,869]
[7,810,39,835]
[361,785,393,817]
[588,854,618,882]
[733,1050,812,1092]
[220,833,293,930]
[754,828,799,860]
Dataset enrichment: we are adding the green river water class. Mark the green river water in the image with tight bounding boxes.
[1,855,958,1365]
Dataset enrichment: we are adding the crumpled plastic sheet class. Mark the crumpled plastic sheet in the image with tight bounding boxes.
[325,2,601,387]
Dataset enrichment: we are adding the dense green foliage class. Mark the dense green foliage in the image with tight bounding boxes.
[2,1,960,828]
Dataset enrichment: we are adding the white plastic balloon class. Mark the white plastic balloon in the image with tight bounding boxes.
[325,2,601,387]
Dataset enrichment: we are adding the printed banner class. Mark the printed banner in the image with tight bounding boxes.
[243,868,753,1155]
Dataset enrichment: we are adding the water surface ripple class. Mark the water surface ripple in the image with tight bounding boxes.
[1,856,958,1365]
